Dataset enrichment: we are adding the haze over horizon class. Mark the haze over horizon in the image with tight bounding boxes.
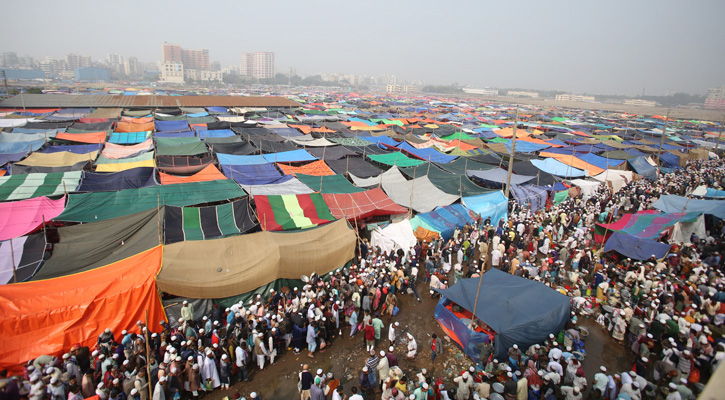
[2,0,723,97]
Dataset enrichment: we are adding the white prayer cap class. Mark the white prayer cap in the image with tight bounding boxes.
[63,353,70,359]
[159,376,166,382]
[122,330,128,335]
[96,382,103,389]
[316,369,323,375]
[130,389,138,395]
[600,366,607,372]
[112,378,120,385]
[183,301,188,305]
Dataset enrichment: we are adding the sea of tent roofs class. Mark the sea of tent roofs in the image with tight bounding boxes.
[0,92,724,371]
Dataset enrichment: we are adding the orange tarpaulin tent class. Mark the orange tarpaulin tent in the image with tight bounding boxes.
[539,152,605,175]
[0,246,165,373]
[120,116,153,124]
[277,160,335,176]
[115,121,154,133]
[56,131,107,144]
[159,164,228,185]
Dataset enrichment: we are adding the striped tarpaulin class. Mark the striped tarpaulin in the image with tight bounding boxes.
[254,193,336,231]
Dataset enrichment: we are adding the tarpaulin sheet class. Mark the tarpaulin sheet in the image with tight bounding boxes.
[157,219,355,298]
[0,141,45,155]
[653,195,725,219]
[10,161,87,175]
[381,166,460,213]
[0,151,31,164]
[396,141,458,164]
[368,152,426,167]
[467,168,536,186]
[576,152,626,169]
[659,152,680,169]
[154,120,189,132]
[592,170,633,193]
[0,171,81,201]
[401,163,493,197]
[196,129,236,139]
[100,139,153,159]
[306,146,358,160]
[96,151,155,166]
[58,180,246,222]
[538,152,604,175]
[221,163,286,185]
[41,144,102,154]
[603,231,670,260]
[327,156,381,178]
[164,198,257,244]
[159,164,227,185]
[70,121,113,132]
[0,246,165,373]
[0,195,65,241]
[553,190,569,204]
[410,204,475,241]
[296,173,365,194]
[530,158,587,177]
[370,219,417,254]
[163,297,213,328]
[15,151,97,167]
[157,155,213,175]
[0,233,46,284]
[436,270,570,360]
[628,156,657,180]
[277,159,335,176]
[108,131,152,144]
[77,168,158,192]
[435,157,494,175]
[254,193,336,231]
[55,131,107,144]
[241,177,314,198]
[250,139,299,154]
[262,149,316,163]
[156,141,208,156]
[217,153,267,166]
[594,210,700,243]
[462,191,508,225]
[207,141,257,156]
[0,132,55,143]
[510,184,548,212]
[152,131,195,138]
[115,121,154,133]
[322,188,407,220]
[33,208,161,280]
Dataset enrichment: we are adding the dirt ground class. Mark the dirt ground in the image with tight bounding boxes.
[199,277,634,400]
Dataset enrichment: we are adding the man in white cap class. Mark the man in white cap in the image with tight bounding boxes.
[620,379,641,400]
[181,301,195,324]
[665,382,682,400]
[560,385,581,400]
[406,333,417,359]
[377,350,390,391]
[152,376,165,400]
[201,350,220,390]
[48,376,66,400]
[593,366,608,395]
[453,371,474,400]
[388,322,399,345]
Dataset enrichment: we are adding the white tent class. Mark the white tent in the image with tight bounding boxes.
[370,219,417,254]
[592,170,634,193]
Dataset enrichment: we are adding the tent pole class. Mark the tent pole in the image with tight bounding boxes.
[144,311,153,400]
[655,109,670,178]
[409,167,416,218]
[9,237,17,283]
[504,107,518,198]
[715,114,725,152]
[157,195,162,244]
[470,268,485,329]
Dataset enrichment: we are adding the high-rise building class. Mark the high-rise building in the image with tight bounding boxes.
[66,54,91,70]
[240,52,275,80]
[163,43,209,70]
[705,86,725,110]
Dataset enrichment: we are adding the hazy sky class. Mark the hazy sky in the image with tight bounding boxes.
[2,0,724,96]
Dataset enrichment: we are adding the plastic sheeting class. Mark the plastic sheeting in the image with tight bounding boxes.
[530,158,587,177]
[327,156,381,178]
[462,191,508,225]
[653,195,725,219]
[77,168,158,192]
[164,198,257,244]
[100,139,153,159]
[467,168,536,186]
[0,195,65,241]
[370,219,417,254]
[603,232,670,260]
[0,246,165,373]
[380,167,460,213]
[410,204,475,241]
[568,179,600,196]
[436,270,570,360]
[400,163,493,197]
[0,233,46,284]
[670,214,706,245]
[628,156,657,180]
[296,174,365,194]
[32,209,160,280]
[241,177,314,198]
[368,152,426,167]
[58,180,246,222]
[254,193,336,231]
[510,184,548,212]
[95,152,156,172]
[321,188,407,220]
[15,151,96,168]
[222,163,286,185]
[163,297,213,328]
[157,219,355,298]
[592,170,633,194]
[0,171,81,201]
[158,165,228,185]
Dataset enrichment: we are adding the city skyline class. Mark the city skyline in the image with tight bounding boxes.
[1,0,724,96]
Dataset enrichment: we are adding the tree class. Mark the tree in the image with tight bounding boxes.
[26,87,43,94]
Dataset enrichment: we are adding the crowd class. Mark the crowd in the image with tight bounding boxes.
[1,160,724,400]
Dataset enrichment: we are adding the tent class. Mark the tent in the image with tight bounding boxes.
[435,270,570,362]
[530,158,587,178]
[380,167,460,213]
[76,168,158,192]
[401,163,494,197]
[164,198,258,244]
[0,171,82,201]
[254,193,336,231]
[461,191,508,225]
[370,219,417,254]
[156,155,213,174]
[0,233,46,284]
[368,152,426,167]
[296,174,365,194]
[410,204,475,241]
[603,232,670,260]
[100,139,153,159]
[277,160,335,176]
[158,165,228,185]
[467,168,536,187]
[326,157,381,178]
[95,152,156,172]
[628,157,657,180]
[653,195,725,219]
[157,219,355,298]
[321,188,407,221]
[510,184,548,212]
[0,246,165,373]
[0,195,65,241]
[592,170,633,194]
[14,151,97,168]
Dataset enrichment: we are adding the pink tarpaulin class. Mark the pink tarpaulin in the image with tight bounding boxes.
[0,196,65,241]
[100,139,153,159]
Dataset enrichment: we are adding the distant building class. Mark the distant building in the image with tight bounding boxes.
[462,88,499,96]
[160,62,184,83]
[240,52,275,79]
[162,43,210,70]
[705,86,725,110]
[624,99,657,107]
[184,68,223,82]
[555,94,595,102]
[1,69,45,80]
[66,54,91,70]
[386,84,415,93]
[508,91,539,98]
[74,67,110,82]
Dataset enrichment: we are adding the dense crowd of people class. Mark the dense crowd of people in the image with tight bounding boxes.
[1,159,723,400]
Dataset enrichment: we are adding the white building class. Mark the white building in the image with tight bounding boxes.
[184,68,223,82]
[623,99,657,107]
[386,84,415,93]
[462,88,499,96]
[240,52,275,79]
[555,94,595,102]
[160,62,184,83]
[508,91,539,98]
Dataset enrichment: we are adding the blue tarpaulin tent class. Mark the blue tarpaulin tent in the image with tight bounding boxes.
[603,231,670,260]
[530,158,587,177]
[653,195,725,219]
[435,270,570,362]
[510,184,548,212]
[409,204,474,241]
[628,157,657,180]
[462,191,508,225]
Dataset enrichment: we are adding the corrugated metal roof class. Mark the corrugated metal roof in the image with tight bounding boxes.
[0,94,300,109]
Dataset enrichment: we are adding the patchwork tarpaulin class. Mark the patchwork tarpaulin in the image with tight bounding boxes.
[0,171,81,201]
[57,180,246,222]
[603,232,671,260]
[157,219,355,298]
[100,139,153,159]
[652,195,725,219]
[158,165,228,185]
[254,193,337,231]
[594,210,701,243]
[0,246,165,373]
[461,191,508,225]
[32,209,161,280]
[76,168,158,192]
[277,160,335,176]
[296,174,365,194]
[0,195,65,241]
[628,156,657,180]
[164,198,258,244]
[401,163,493,197]
[435,270,570,361]
[0,233,46,284]
[381,166,460,213]
[410,204,475,241]
[510,184,548,212]
[321,188,407,220]
[95,152,156,172]
[15,151,96,168]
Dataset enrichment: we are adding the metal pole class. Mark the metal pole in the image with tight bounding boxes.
[715,115,725,152]
[504,107,519,198]
[655,109,670,177]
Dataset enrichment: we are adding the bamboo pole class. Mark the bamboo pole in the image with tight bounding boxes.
[144,311,153,400]
[504,107,519,198]
[9,238,17,283]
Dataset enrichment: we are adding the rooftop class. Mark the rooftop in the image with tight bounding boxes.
[0,94,300,109]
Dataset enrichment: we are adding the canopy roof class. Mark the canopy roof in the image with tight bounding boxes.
[603,231,670,260]
[254,193,336,231]
[322,188,407,220]
[0,196,65,241]
[164,198,257,244]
